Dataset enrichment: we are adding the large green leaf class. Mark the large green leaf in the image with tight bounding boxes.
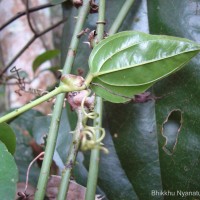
[88,31,200,103]
[105,101,162,200]
[0,122,16,155]
[61,0,159,200]
[0,141,18,200]
[148,0,200,195]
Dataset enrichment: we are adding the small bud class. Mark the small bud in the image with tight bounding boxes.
[61,74,85,88]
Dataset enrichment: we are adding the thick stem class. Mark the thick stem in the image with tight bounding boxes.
[108,0,135,35]
[34,1,91,199]
[85,0,105,199]
[57,108,83,200]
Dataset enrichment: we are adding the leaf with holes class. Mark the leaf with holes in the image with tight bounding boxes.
[87,31,200,103]
[148,0,200,193]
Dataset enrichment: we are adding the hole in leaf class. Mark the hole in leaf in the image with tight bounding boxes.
[162,109,182,155]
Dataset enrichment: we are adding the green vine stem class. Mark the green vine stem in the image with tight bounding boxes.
[0,74,93,124]
[85,0,105,199]
[0,85,73,123]
[85,0,136,199]
[34,1,91,199]
[85,96,103,200]
[109,0,135,35]
[57,108,84,200]
[0,87,62,123]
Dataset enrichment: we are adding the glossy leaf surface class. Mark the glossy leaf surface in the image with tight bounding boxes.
[148,0,200,194]
[0,141,18,200]
[25,1,199,199]
[62,2,143,199]
[88,31,200,103]
[105,100,162,199]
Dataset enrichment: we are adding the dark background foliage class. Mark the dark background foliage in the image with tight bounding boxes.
[0,0,200,199]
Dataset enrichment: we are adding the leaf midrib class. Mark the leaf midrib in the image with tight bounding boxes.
[94,52,199,86]
[92,43,199,78]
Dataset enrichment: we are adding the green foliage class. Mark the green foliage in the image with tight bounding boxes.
[66,1,200,200]
[0,141,18,200]
[105,101,162,199]
[148,0,200,195]
[88,31,200,103]
[0,1,200,200]
[32,49,60,72]
[0,122,16,155]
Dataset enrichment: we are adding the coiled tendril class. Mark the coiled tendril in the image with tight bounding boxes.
[80,90,108,153]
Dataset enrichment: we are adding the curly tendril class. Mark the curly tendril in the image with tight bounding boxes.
[80,90,108,153]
